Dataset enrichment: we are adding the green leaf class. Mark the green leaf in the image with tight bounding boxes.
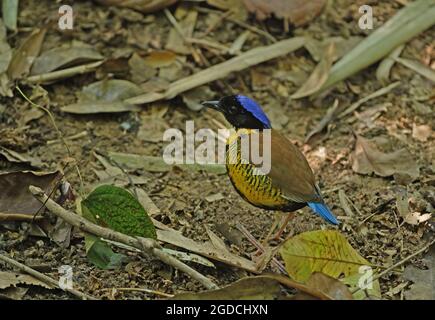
[341,272,381,300]
[82,185,156,239]
[279,230,371,283]
[2,0,18,31]
[84,234,126,270]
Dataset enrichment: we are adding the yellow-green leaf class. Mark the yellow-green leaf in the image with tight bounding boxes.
[279,230,371,282]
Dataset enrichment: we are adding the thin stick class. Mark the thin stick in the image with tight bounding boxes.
[338,81,400,118]
[0,253,97,300]
[101,287,174,298]
[236,223,287,274]
[26,61,103,84]
[16,86,84,202]
[351,239,435,295]
[29,186,218,290]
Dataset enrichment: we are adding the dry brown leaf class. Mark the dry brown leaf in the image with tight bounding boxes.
[31,45,103,75]
[291,42,335,99]
[292,272,353,300]
[403,212,432,225]
[94,0,178,13]
[171,276,282,300]
[412,124,432,142]
[143,51,177,68]
[351,135,420,180]
[0,146,42,168]
[7,28,46,80]
[0,271,53,290]
[243,0,326,26]
[0,171,60,221]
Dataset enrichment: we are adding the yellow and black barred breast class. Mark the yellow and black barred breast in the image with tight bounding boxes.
[225,130,295,210]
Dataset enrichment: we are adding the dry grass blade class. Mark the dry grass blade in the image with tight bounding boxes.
[125,37,305,104]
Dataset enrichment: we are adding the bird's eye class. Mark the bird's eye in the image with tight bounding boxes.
[229,105,238,114]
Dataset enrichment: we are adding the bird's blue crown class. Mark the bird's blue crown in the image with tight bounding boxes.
[236,95,271,129]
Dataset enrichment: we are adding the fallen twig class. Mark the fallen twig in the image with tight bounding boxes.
[26,61,104,84]
[351,238,435,295]
[338,81,400,119]
[125,37,305,105]
[29,186,219,290]
[236,223,287,274]
[0,253,97,300]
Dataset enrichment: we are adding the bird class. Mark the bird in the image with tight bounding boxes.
[202,95,338,241]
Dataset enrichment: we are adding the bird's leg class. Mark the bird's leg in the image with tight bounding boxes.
[261,214,281,247]
[270,212,295,241]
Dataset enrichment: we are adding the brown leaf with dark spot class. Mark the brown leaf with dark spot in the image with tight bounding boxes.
[243,0,326,26]
[351,135,420,180]
[0,171,61,221]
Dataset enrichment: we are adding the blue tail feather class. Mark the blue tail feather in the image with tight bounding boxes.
[308,202,339,225]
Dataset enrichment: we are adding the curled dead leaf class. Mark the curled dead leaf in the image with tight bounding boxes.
[0,171,61,221]
[243,0,326,26]
[351,135,419,180]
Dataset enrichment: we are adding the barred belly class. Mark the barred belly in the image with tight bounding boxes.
[225,131,288,209]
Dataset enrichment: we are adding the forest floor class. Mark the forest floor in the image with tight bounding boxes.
[0,0,433,300]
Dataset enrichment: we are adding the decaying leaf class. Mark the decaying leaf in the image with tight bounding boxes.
[165,5,197,55]
[341,272,382,300]
[94,0,178,13]
[84,234,126,270]
[0,146,42,168]
[403,245,434,300]
[31,45,104,75]
[137,105,170,143]
[291,272,353,300]
[243,0,326,26]
[0,271,54,290]
[171,276,282,300]
[7,28,46,80]
[351,135,419,180]
[280,230,371,282]
[182,85,215,111]
[61,79,142,114]
[291,42,335,99]
[412,124,432,142]
[0,171,60,221]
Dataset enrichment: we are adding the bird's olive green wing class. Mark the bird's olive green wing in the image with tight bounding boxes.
[247,130,321,204]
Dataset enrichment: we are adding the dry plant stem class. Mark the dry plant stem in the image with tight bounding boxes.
[195,7,277,43]
[29,186,218,290]
[338,81,400,119]
[26,61,103,83]
[16,86,85,216]
[102,287,174,298]
[235,223,287,274]
[0,253,97,300]
[126,37,305,105]
[351,238,435,295]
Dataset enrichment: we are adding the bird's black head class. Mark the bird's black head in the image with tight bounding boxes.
[202,95,272,130]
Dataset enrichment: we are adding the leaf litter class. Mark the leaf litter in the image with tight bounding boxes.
[0,0,434,300]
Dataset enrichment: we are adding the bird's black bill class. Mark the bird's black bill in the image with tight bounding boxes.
[201,100,220,110]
